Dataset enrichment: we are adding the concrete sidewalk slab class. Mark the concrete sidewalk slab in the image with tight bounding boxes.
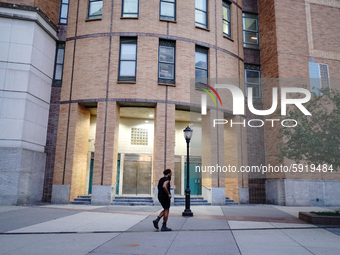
[280,228,340,254]
[233,229,313,255]
[228,221,275,229]
[166,231,240,255]
[181,217,230,230]
[221,205,295,218]
[90,231,177,255]
[0,233,117,255]
[0,206,26,213]
[127,215,186,232]
[0,207,79,233]
[273,206,338,218]
[8,212,147,233]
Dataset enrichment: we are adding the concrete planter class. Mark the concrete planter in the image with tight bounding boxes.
[299,212,340,225]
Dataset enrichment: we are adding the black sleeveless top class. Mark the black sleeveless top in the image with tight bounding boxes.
[158,177,170,200]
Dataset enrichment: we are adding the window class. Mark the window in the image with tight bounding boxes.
[243,13,259,49]
[53,43,65,86]
[131,128,148,145]
[195,0,207,28]
[160,0,176,21]
[59,0,69,24]
[119,37,137,82]
[88,0,103,19]
[245,65,261,98]
[158,40,175,84]
[195,46,208,84]
[122,0,139,18]
[222,1,231,37]
[309,62,330,95]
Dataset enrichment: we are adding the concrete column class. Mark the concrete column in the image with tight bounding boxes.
[91,102,120,205]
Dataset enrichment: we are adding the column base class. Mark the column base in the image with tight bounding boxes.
[51,185,70,204]
[91,185,115,205]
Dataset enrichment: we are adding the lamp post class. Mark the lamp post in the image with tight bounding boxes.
[182,126,193,217]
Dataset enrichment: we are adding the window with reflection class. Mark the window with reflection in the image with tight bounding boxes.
[119,37,137,82]
[245,65,261,98]
[59,0,69,24]
[243,13,259,49]
[53,44,65,86]
[88,0,103,19]
[195,0,207,28]
[160,0,176,21]
[222,1,231,37]
[122,0,139,18]
[158,40,175,84]
[195,46,208,84]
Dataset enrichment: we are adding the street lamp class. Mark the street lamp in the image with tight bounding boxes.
[182,126,193,217]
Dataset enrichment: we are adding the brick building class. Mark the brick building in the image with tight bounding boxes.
[0,0,339,206]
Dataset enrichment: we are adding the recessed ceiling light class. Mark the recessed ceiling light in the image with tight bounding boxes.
[198,118,202,121]
[149,114,154,117]
[145,120,149,123]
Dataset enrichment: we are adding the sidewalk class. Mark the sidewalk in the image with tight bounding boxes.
[0,204,340,255]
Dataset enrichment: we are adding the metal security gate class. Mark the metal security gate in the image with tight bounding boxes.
[122,154,152,195]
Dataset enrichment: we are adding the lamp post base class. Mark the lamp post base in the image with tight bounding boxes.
[182,209,193,217]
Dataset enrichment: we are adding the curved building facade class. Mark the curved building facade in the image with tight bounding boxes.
[51,0,250,205]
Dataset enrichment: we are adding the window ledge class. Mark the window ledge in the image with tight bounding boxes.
[86,17,102,22]
[195,25,210,32]
[158,82,176,86]
[223,34,234,42]
[160,18,177,23]
[121,16,138,19]
[117,81,136,84]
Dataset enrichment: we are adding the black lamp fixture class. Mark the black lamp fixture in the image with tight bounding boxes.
[182,125,193,217]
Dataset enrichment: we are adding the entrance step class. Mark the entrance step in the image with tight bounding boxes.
[225,197,238,205]
[174,197,211,206]
[70,195,91,205]
[111,196,154,206]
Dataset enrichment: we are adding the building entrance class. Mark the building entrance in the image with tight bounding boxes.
[184,160,202,196]
[122,154,152,195]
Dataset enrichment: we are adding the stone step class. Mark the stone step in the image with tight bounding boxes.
[225,202,238,205]
[111,202,154,206]
[174,197,205,201]
[112,199,153,203]
[74,198,91,202]
[174,202,212,206]
[70,201,91,205]
[78,195,91,199]
[114,197,153,200]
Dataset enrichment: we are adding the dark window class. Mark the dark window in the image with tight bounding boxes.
[245,65,261,98]
[160,0,176,21]
[158,40,175,84]
[222,1,231,37]
[195,46,208,85]
[88,0,103,19]
[53,44,65,86]
[122,0,139,18]
[195,0,207,28]
[59,0,69,24]
[119,37,137,82]
[243,13,259,49]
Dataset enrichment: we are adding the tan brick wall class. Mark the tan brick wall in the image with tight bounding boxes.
[1,0,60,25]
[93,102,105,186]
[72,36,109,100]
[53,104,69,185]
[69,104,91,201]
[153,103,175,185]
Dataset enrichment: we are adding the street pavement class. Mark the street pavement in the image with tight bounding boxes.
[0,204,340,254]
